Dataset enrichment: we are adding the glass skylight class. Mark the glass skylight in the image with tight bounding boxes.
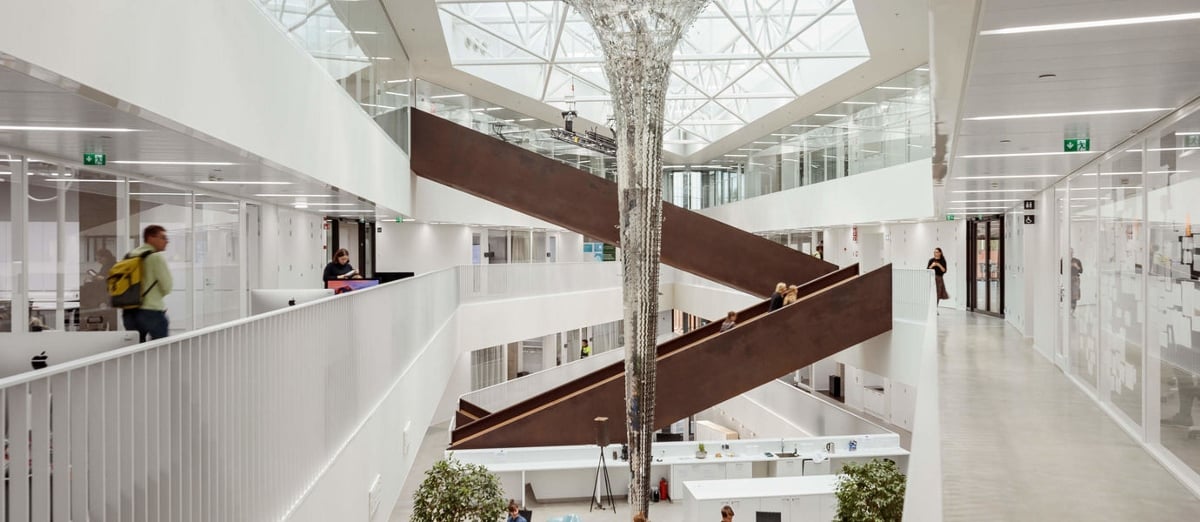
[437,0,869,154]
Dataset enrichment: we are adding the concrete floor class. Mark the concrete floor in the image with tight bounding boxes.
[938,309,1200,520]
[389,309,1200,521]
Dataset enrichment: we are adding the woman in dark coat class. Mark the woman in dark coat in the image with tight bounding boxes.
[927,248,950,306]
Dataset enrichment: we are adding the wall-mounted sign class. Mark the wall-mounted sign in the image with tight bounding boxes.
[945,214,955,221]
[1024,215,1036,225]
[83,153,106,166]
[1023,200,1036,210]
[1186,134,1200,148]
[1064,138,1090,152]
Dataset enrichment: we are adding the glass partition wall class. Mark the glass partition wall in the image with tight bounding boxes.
[1044,104,1200,489]
[2,158,254,336]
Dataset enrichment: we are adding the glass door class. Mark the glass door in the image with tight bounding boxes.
[967,215,1005,316]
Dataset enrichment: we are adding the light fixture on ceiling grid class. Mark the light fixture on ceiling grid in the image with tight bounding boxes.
[980,12,1200,36]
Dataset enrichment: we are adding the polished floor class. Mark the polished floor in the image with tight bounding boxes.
[939,309,1200,520]
[389,310,1200,521]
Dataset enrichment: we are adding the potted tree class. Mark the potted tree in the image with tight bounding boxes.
[833,459,906,522]
[695,443,707,459]
[411,456,506,522]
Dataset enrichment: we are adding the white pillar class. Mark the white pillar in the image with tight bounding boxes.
[55,172,67,330]
[10,156,29,331]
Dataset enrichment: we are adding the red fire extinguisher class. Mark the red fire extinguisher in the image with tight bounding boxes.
[659,477,670,502]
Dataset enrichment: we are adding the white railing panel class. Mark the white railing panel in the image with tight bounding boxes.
[458,262,623,302]
[0,267,460,521]
[893,268,934,323]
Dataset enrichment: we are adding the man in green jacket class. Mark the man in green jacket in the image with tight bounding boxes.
[122,225,174,342]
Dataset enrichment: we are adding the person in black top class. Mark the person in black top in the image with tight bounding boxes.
[927,248,949,307]
[768,282,786,312]
[323,248,361,283]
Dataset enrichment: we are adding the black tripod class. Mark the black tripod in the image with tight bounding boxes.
[589,447,616,512]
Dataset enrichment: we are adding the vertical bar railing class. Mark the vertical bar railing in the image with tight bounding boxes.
[0,268,458,520]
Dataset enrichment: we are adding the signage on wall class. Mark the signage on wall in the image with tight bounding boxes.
[1024,215,1036,225]
[82,153,106,166]
[945,214,955,221]
[852,226,858,242]
[1186,134,1200,148]
[1023,200,1036,210]
[1064,138,1090,152]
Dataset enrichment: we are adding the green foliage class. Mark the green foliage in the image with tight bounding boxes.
[410,456,505,522]
[698,443,706,453]
[834,459,906,522]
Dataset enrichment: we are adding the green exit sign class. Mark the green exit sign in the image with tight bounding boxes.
[1064,138,1090,152]
[1186,135,1200,148]
[83,153,106,166]
[945,214,955,221]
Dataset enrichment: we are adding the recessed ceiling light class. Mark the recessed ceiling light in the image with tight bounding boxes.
[430,94,466,99]
[129,192,190,196]
[518,118,536,122]
[725,154,749,158]
[915,67,930,72]
[843,101,877,106]
[964,108,1171,121]
[383,91,409,97]
[197,180,292,185]
[110,160,237,166]
[0,125,141,132]
[792,124,821,128]
[959,151,1094,158]
[980,12,1200,35]
[875,86,914,91]
[361,103,398,110]
[814,114,844,118]
[325,29,379,35]
[254,194,334,198]
[752,141,774,145]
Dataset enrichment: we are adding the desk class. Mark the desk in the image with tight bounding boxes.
[685,475,839,521]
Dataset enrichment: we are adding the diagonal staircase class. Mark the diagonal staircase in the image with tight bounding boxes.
[410,109,892,449]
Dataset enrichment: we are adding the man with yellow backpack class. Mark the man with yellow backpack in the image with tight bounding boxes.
[107,225,173,342]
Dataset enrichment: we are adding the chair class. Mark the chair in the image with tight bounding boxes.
[519,509,533,521]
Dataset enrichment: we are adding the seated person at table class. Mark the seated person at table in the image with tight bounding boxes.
[322,248,362,283]
[719,311,737,332]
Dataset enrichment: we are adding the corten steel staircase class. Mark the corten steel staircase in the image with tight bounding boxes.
[409,109,892,449]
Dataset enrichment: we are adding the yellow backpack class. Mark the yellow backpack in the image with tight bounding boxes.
[107,250,158,309]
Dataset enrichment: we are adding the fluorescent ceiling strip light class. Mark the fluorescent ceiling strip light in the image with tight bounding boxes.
[876,86,914,91]
[724,154,749,158]
[953,189,1036,193]
[950,199,1022,203]
[518,118,536,122]
[959,151,1094,158]
[771,133,800,137]
[964,108,1171,121]
[1138,146,1200,152]
[947,207,1010,211]
[0,125,141,132]
[325,29,379,35]
[861,150,879,154]
[42,178,122,183]
[384,91,410,97]
[843,101,877,105]
[979,12,1200,35]
[361,103,397,110]
[111,160,237,166]
[130,192,189,196]
[793,124,822,128]
[814,114,844,118]
[325,210,374,213]
[737,148,759,151]
[430,94,466,99]
[384,79,411,84]
[915,67,930,72]
[195,202,238,206]
[254,194,334,198]
[197,180,291,186]
[305,203,360,207]
[958,174,1060,179]
[1177,131,1200,136]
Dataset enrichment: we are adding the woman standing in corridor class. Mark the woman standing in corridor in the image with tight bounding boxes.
[928,247,950,308]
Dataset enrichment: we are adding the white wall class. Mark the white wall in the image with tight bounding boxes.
[0,0,411,214]
[699,159,934,232]
[376,223,473,275]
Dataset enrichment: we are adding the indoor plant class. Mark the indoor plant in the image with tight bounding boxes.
[410,455,505,522]
[695,443,707,459]
[833,458,906,522]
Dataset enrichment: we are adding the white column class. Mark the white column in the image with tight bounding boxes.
[11,156,29,331]
[55,172,67,330]
[238,200,249,318]
[115,179,130,256]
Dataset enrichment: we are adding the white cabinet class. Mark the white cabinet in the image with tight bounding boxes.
[672,462,726,499]
[726,461,752,479]
[770,459,804,477]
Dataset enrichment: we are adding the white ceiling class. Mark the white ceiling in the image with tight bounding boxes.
[944,0,1200,215]
[0,58,384,218]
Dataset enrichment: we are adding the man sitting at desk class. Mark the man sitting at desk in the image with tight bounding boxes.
[505,500,527,522]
